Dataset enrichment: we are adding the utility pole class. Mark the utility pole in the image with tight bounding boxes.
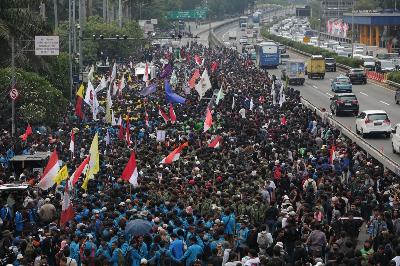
[79,0,83,74]
[54,0,58,31]
[351,0,354,57]
[69,0,74,101]
[11,36,16,137]
[118,0,122,27]
[73,0,77,53]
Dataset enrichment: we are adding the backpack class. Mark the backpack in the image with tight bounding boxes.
[257,232,272,249]
[306,180,314,194]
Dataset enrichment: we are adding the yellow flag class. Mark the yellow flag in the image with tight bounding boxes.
[89,133,99,175]
[82,167,92,191]
[76,84,84,98]
[53,165,69,185]
[128,74,132,82]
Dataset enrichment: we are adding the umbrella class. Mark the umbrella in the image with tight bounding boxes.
[125,219,152,237]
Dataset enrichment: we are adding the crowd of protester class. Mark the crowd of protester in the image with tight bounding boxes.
[0,42,400,266]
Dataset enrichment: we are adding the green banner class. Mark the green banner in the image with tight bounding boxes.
[167,9,207,20]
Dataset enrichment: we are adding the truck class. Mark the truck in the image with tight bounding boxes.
[306,55,325,79]
[282,59,305,85]
[228,31,237,40]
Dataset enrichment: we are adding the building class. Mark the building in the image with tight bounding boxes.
[342,12,400,50]
[322,0,353,20]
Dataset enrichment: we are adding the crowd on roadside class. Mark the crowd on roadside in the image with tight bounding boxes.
[0,42,400,266]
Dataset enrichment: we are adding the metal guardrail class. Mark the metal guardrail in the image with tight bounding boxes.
[301,97,400,177]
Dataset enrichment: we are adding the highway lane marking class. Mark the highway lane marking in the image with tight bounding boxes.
[360,92,369,96]
[379,100,390,106]
[326,92,333,97]
[312,85,318,89]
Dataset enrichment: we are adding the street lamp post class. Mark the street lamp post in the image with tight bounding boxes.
[351,0,354,58]
[69,0,74,102]
[11,36,16,137]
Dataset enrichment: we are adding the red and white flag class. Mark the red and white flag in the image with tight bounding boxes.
[329,144,336,165]
[120,151,139,186]
[60,183,74,227]
[126,117,131,145]
[145,111,149,127]
[208,135,222,148]
[160,142,188,164]
[70,156,90,186]
[159,107,169,123]
[189,69,200,89]
[203,107,213,132]
[194,55,203,66]
[281,116,287,126]
[69,130,75,154]
[169,103,176,124]
[37,150,60,190]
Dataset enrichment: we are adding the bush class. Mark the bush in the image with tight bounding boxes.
[0,68,68,127]
[388,71,400,83]
[262,31,363,68]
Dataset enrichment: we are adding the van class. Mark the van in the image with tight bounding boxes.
[392,123,400,153]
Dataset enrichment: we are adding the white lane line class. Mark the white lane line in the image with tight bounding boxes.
[326,92,333,97]
[312,85,318,89]
[379,100,390,106]
[359,92,369,96]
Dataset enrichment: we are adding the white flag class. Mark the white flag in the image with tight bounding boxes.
[195,69,212,100]
[95,76,107,93]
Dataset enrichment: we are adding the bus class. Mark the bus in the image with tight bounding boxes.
[239,16,248,26]
[252,12,261,24]
[256,42,280,68]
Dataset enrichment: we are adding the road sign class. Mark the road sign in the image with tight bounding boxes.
[167,9,207,20]
[35,36,59,56]
[303,36,310,43]
[9,88,19,100]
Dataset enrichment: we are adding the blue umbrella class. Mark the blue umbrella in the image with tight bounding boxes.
[125,219,152,237]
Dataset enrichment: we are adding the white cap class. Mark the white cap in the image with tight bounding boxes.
[140,258,148,264]
[17,254,23,259]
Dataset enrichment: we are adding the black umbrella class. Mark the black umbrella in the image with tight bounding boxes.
[125,219,153,237]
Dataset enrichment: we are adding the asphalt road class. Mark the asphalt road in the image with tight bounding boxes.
[214,23,400,166]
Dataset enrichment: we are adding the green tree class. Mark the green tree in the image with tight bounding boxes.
[57,16,144,65]
[0,67,67,126]
[354,0,380,10]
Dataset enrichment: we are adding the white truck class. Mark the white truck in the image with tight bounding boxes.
[228,31,237,40]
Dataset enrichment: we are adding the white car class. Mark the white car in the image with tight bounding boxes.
[356,110,392,138]
[239,37,248,45]
[392,123,400,153]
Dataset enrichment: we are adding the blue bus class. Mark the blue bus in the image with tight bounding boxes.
[252,12,261,24]
[256,42,280,68]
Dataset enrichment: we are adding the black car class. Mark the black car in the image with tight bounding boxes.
[325,58,336,72]
[330,93,359,116]
[346,68,367,84]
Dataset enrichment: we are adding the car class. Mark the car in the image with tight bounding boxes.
[346,68,367,84]
[396,89,400,104]
[239,37,248,45]
[325,58,336,72]
[392,123,400,153]
[356,110,392,138]
[330,93,359,116]
[331,76,352,93]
